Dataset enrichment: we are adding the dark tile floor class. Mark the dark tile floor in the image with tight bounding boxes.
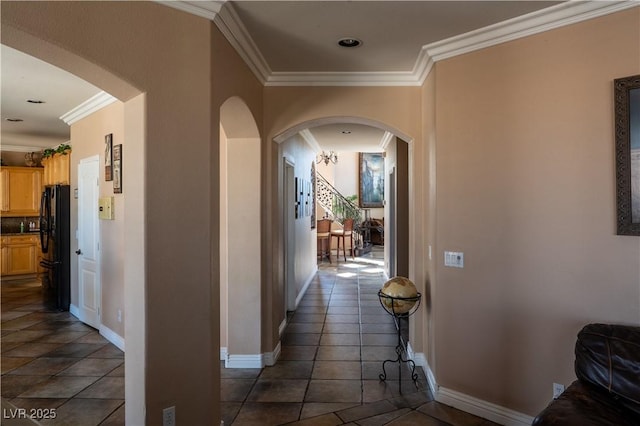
[1,279,124,425]
[2,248,499,426]
[222,246,499,426]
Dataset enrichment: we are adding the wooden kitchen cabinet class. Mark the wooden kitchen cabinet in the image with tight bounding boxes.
[0,167,44,217]
[0,235,40,276]
[42,152,70,185]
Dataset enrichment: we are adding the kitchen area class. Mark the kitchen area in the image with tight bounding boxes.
[1,149,71,310]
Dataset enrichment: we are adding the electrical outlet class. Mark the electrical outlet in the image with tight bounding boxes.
[553,383,565,399]
[117,309,122,323]
[163,406,175,426]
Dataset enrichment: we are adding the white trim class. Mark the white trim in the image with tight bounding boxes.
[220,346,228,361]
[160,0,637,87]
[379,132,394,151]
[100,323,125,352]
[224,342,282,368]
[278,318,287,337]
[263,341,281,367]
[295,267,318,309]
[69,303,80,319]
[214,3,271,84]
[299,129,322,153]
[436,387,535,426]
[265,71,424,87]
[154,0,226,21]
[409,344,437,395]
[425,0,639,62]
[225,354,263,369]
[60,91,118,125]
[417,352,533,425]
[1,144,54,153]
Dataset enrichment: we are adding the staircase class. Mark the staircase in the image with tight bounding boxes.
[316,173,373,254]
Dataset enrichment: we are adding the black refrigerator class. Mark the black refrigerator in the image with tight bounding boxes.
[39,185,71,311]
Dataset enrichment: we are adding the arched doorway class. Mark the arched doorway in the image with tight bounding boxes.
[2,31,146,425]
[271,117,412,351]
[219,96,263,367]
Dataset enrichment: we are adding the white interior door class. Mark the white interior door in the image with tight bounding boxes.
[77,156,101,328]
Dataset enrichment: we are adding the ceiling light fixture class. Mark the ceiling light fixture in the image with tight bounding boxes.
[338,38,362,48]
[317,150,338,165]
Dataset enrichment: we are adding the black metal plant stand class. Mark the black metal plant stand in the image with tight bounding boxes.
[377,290,422,394]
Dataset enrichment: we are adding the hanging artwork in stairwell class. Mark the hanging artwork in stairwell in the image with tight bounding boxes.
[359,152,384,208]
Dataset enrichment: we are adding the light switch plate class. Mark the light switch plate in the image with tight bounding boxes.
[98,197,114,220]
[444,251,464,268]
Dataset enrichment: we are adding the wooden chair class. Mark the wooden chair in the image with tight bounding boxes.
[331,218,354,261]
[317,219,332,263]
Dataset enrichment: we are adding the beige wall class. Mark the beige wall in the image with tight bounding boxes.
[2,2,216,424]
[433,8,640,415]
[70,101,125,338]
[4,1,639,423]
[281,134,318,301]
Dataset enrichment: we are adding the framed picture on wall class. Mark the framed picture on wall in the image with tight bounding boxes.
[359,152,384,208]
[113,144,123,194]
[311,162,316,229]
[615,74,640,236]
[105,133,113,181]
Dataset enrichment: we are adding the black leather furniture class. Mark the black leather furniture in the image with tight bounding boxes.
[533,323,640,426]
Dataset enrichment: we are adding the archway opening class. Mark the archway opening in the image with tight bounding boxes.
[219,96,263,367]
[273,117,412,338]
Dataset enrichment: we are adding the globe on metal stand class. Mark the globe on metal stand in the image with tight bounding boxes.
[377,276,422,394]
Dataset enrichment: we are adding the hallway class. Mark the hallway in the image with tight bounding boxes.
[222,247,498,425]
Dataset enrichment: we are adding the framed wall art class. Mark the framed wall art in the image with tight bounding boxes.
[105,133,113,181]
[615,74,640,236]
[113,144,123,194]
[359,152,384,208]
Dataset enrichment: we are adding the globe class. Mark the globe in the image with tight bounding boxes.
[379,276,419,314]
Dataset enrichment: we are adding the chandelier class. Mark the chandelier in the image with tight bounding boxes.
[317,150,338,165]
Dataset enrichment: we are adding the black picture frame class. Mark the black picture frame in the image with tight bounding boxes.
[105,133,113,181]
[113,144,122,194]
[615,74,640,236]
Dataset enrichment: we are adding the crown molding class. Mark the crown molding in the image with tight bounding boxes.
[1,144,50,153]
[214,3,271,84]
[154,0,226,21]
[379,132,394,150]
[60,91,118,125]
[299,129,322,153]
[425,0,639,62]
[161,0,638,87]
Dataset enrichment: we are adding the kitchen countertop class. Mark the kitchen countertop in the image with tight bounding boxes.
[2,231,41,236]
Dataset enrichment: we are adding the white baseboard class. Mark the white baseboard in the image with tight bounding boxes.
[436,387,534,426]
[295,266,318,308]
[99,323,125,352]
[70,304,124,352]
[69,303,80,319]
[406,343,437,395]
[417,351,533,426]
[224,341,282,368]
[263,341,281,366]
[225,354,263,369]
